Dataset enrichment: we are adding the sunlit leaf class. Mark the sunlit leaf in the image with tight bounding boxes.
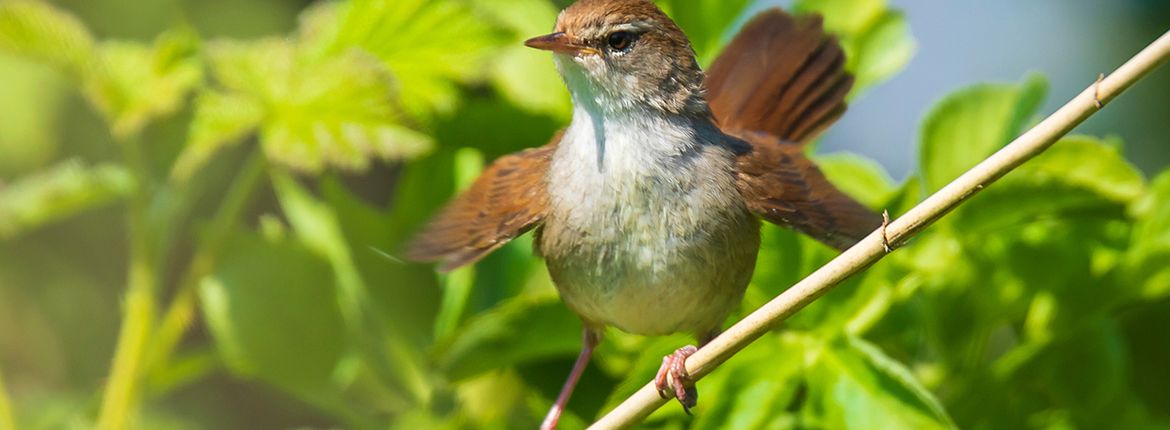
[205,38,432,173]
[810,336,956,430]
[691,334,806,429]
[794,0,915,96]
[321,0,503,118]
[954,135,1145,233]
[0,53,70,175]
[1126,170,1170,298]
[84,29,203,139]
[0,160,132,240]
[171,91,265,181]
[919,74,1048,193]
[0,0,95,79]
[470,0,570,117]
[815,152,897,209]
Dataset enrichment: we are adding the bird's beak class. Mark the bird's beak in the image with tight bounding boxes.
[525,32,598,56]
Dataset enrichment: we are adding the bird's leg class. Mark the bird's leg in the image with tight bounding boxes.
[654,331,719,414]
[541,327,603,430]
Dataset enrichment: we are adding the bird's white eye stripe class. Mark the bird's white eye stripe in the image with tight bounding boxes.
[611,21,653,33]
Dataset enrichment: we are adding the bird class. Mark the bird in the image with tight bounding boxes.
[407,0,881,428]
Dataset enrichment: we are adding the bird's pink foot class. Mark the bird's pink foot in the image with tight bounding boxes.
[654,345,699,413]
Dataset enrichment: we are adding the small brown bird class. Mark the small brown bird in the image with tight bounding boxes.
[408,0,880,428]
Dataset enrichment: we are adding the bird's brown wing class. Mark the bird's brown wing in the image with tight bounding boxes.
[706,9,853,144]
[710,8,878,249]
[406,136,559,272]
[733,132,881,250]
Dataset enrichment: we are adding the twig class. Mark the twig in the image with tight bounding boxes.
[98,134,157,430]
[590,28,1170,430]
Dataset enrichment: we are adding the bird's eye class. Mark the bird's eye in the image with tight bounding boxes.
[606,31,636,52]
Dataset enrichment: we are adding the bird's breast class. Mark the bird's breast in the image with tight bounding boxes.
[538,110,760,336]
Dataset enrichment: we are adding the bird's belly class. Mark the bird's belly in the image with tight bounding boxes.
[541,197,760,336]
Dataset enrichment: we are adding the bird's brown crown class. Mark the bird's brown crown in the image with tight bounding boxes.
[551,0,709,116]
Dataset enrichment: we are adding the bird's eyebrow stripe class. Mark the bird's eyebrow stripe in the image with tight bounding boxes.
[609,21,654,33]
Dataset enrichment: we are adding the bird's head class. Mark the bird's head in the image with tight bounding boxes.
[525,0,710,117]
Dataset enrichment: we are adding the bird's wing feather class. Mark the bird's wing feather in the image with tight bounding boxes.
[406,135,559,271]
[732,132,881,250]
[705,9,853,144]
[712,9,880,249]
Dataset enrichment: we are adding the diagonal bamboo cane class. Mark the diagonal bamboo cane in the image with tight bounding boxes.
[591,28,1170,430]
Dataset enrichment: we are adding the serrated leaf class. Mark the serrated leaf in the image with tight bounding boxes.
[0,0,95,79]
[321,0,502,118]
[954,135,1145,233]
[810,336,955,430]
[0,160,132,240]
[205,39,433,173]
[171,91,265,181]
[920,74,1048,193]
[84,29,203,139]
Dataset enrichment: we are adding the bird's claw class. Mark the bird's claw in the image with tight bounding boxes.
[655,345,699,413]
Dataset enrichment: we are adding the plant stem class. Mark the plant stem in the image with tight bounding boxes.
[146,150,267,386]
[98,136,157,430]
[0,367,15,430]
[590,28,1170,430]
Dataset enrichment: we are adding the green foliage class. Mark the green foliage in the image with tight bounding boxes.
[199,230,346,403]
[0,0,94,78]
[656,0,753,66]
[0,160,132,240]
[1,0,1169,429]
[87,30,203,140]
[920,74,1048,192]
[178,34,432,176]
[794,0,916,95]
[317,0,503,118]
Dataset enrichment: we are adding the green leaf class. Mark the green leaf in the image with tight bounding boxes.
[0,0,95,79]
[691,334,806,429]
[171,91,265,181]
[271,173,432,404]
[84,29,203,139]
[810,336,956,430]
[1126,170,1170,298]
[436,295,581,381]
[205,38,433,173]
[794,0,915,96]
[0,160,132,240]
[920,74,1048,193]
[656,0,753,66]
[814,152,897,209]
[321,0,503,118]
[199,229,347,401]
[0,53,70,175]
[954,135,1145,233]
[470,0,570,117]
[851,11,914,92]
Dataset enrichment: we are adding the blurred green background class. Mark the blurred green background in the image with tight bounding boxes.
[0,0,1168,429]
